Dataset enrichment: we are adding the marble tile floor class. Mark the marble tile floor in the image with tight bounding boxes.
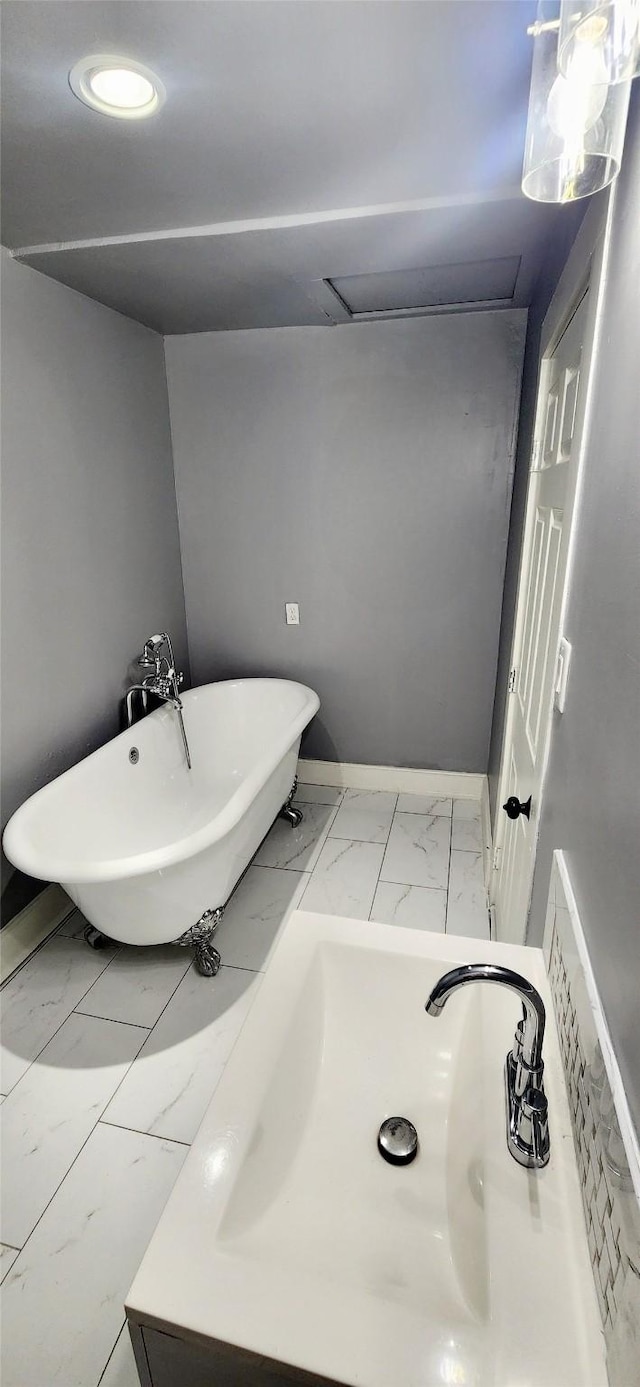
[0,784,489,1387]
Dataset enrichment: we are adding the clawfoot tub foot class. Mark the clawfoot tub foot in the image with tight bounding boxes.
[194,939,221,977]
[83,924,114,949]
[176,906,223,978]
[279,776,304,829]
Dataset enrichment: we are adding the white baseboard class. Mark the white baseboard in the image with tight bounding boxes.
[1,884,74,984]
[297,757,485,801]
[480,777,494,895]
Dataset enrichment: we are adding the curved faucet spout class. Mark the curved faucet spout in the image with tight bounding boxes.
[425,962,550,1169]
[426,963,546,1073]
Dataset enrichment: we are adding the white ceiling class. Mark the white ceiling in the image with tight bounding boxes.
[1,0,582,333]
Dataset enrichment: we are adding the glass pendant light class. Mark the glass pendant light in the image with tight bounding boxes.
[559,0,640,84]
[522,0,631,201]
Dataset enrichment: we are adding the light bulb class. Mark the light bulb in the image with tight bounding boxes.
[89,67,155,110]
[547,70,608,140]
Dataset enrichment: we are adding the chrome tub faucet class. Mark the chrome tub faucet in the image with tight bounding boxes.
[425,963,550,1169]
[125,633,192,770]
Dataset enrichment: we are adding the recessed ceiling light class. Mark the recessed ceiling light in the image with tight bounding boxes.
[69,55,165,120]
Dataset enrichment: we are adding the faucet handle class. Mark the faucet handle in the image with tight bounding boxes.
[519,1087,550,1168]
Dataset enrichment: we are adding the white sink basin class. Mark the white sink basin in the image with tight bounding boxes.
[127,913,606,1387]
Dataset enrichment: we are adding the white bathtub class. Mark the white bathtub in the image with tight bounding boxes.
[3,679,320,949]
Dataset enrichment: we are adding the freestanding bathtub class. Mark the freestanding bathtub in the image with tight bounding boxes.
[3,679,320,975]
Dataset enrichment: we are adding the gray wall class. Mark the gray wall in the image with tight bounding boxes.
[1,250,188,893]
[165,311,526,771]
[488,204,586,822]
[527,94,640,1134]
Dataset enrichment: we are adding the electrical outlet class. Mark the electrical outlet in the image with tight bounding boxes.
[285,603,300,625]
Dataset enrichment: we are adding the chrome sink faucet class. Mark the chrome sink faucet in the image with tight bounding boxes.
[425,964,550,1169]
[125,633,192,770]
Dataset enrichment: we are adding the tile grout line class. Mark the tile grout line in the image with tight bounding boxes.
[215,962,262,976]
[73,1011,152,1031]
[375,804,453,919]
[252,862,312,877]
[1,1018,154,1252]
[300,817,391,919]
[2,951,208,1254]
[87,957,262,1142]
[98,1119,190,1148]
[3,800,475,1272]
[96,1319,128,1387]
[316,797,396,917]
[305,799,342,868]
[366,795,398,918]
[1,934,126,1098]
[5,792,479,1382]
[86,957,206,1125]
[295,791,344,808]
[4,953,264,1281]
[444,811,454,934]
[1,1083,158,1272]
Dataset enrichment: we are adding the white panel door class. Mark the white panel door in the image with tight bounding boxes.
[493,292,588,944]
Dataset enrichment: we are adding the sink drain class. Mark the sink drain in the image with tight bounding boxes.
[378,1116,418,1166]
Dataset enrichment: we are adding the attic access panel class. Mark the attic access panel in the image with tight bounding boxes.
[326,257,521,317]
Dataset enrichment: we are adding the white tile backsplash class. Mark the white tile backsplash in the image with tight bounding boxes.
[544,852,640,1387]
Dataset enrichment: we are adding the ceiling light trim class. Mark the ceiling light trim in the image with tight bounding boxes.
[69,54,165,120]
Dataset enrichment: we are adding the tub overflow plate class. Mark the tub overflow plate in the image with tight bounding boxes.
[378,1116,418,1166]
[129,747,140,764]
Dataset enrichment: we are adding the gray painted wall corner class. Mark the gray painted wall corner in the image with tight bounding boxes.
[529,91,640,1134]
[164,309,526,774]
[0,249,189,894]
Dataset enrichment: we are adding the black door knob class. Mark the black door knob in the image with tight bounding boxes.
[503,794,532,821]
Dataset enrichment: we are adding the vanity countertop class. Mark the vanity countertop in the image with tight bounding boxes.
[126,911,607,1387]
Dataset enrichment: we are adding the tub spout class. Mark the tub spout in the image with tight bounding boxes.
[125,683,183,719]
[125,633,192,769]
